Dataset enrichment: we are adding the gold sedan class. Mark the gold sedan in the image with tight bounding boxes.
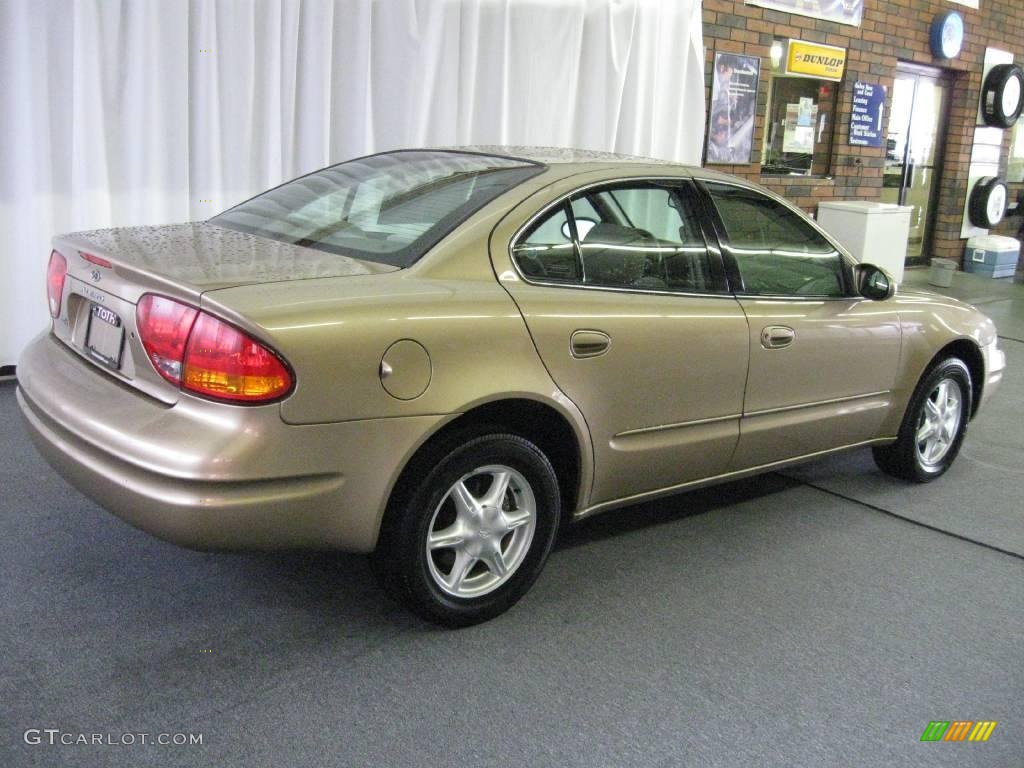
[17,147,1006,625]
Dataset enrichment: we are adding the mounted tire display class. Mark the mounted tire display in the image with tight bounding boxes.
[371,432,561,627]
[968,176,1009,228]
[872,357,972,483]
[980,63,1024,128]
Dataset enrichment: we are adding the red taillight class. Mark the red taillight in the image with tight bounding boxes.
[136,294,292,403]
[136,295,199,385]
[47,250,67,318]
[183,314,293,402]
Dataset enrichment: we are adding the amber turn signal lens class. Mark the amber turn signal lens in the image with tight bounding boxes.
[182,313,292,402]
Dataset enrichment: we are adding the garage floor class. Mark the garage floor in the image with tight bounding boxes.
[2,270,1022,767]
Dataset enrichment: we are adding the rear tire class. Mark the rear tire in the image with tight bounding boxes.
[872,357,972,482]
[372,432,560,627]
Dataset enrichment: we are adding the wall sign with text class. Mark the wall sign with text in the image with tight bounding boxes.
[849,81,886,147]
[785,40,847,82]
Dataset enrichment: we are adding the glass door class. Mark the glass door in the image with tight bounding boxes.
[880,65,950,263]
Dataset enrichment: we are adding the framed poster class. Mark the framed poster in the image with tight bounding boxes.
[745,0,863,27]
[706,52,761,165]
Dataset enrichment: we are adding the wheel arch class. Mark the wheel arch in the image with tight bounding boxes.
[928,338,984,418]
[379,396,590,549]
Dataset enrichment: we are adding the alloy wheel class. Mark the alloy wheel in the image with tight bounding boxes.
[914,377,963,469]
[425,464,537,598]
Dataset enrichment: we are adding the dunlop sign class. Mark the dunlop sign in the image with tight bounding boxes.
[786,40,847,81]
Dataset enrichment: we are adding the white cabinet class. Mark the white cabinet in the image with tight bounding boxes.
[817,201,912,283]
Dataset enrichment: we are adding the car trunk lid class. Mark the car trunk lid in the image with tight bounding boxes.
[50,222,396,404]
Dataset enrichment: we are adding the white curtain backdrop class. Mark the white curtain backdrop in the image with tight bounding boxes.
[0,0,705,367]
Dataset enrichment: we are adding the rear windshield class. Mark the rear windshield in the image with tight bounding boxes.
[211,150,543,268]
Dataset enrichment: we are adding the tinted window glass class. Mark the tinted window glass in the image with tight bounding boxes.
[570,197,601,240]
[576,185,717,292]
[513,205,581,281]
[706,182,845,296]
[212,150,542,268]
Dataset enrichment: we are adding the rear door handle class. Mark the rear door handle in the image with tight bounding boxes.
[570,329,611,358]
[761,326,795,349]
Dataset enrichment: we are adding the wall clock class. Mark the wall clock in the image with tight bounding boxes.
[930,11,964,60]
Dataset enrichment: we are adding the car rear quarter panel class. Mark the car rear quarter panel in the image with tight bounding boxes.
[203,270,573,424]
[200,191,597,511]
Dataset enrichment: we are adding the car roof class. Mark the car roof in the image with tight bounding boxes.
[431,145,738,182]
[443,145,679,165]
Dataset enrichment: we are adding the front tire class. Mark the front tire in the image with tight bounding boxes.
[372,433,561,627]
[872,357,972,482]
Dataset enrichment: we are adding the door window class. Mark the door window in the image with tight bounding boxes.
[705,182,846,297]
[513,182,723,294]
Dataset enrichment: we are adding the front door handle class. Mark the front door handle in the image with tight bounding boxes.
[761,325,795,349]
[570,329,611,359]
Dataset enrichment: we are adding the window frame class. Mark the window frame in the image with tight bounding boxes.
[760,68,840,179]
[509,177,731,298]
[694,179,857,300]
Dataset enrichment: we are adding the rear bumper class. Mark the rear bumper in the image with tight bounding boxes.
[17,332,449,552]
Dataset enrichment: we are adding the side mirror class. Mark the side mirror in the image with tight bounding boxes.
[854,263,896,301]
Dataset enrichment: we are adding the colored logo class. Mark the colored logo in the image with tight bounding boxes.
[785,40,847,81]
[920,721,997,742]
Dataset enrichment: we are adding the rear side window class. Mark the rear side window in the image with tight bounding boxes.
[514,205,581,282]
[212,150,542,268]
[705,182,846,297]
[513,182,724,294]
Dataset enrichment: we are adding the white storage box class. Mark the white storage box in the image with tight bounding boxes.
[817,201,912,283]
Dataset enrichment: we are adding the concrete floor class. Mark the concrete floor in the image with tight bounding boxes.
[1,271,1022,767]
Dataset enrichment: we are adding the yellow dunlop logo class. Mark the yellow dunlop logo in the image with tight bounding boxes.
[920,721,998,742]
[785,40,846,81]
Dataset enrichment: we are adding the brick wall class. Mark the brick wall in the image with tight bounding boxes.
[702,0,1024,264]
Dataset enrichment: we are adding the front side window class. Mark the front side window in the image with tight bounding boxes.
[706,182,846,297]
[513,182,723,294]
[212,150,542,267]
